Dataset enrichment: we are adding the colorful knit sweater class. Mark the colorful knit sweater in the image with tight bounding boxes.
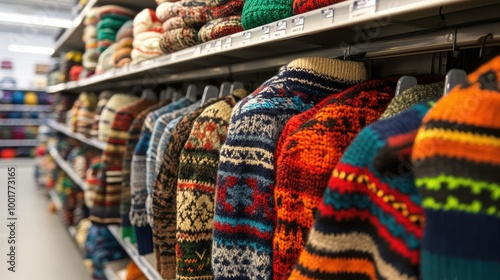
[153,97,223,279]
[120,99,170,250]
[412,56,500,279]
[212,57,367,279]
[90,91,113,138]
[91,97,156,224]
[175,89,248,279]
[290,100,437,280]
[380,82,443,119]
[97,94,138,143]
[155,116,183,178]
[273,78,398,279]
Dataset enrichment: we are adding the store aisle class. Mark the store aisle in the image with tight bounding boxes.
[0,160,91,280]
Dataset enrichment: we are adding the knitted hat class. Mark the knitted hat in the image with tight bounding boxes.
[153,97,223,279]
[273,78,398,279]
[114,38,133,67]
[97,93,138,143]
[241,0,293,30]
[116,20,133,41]
[90,91,113,138]
[95,43,117,74]
[293,0,346,15]
[131,31,163,63]
[381,82,444,119]
[160,28,199,53]
[412,56,500,280]
[156,2,180,22]
[212,57,367,279]
[133,9,163,36]
[76,92,98,137]
[162,16,188,31]
[198,15,243,42]
[290,100,437,279]
[175,90,248,279]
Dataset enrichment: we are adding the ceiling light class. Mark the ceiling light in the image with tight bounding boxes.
[8,44,54,55]
[0,12,72,28]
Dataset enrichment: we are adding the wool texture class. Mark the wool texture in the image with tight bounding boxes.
[412,56,500,280]
[163,16,189,32]
[241,0,293,30]
[160,27,199,53]
[76,92,98,137]
[380,82,444,119]
[155,116,184,184]
[156,2,181,22]
[198,15,243,43]
[85,156,103,208]
[95,43,118,74]
[90,90,113,139]
[133,9,163,36]
[175,89,248,279]
[293,0,346,15]
[290,100,437,280]
[116,20,133,41]
[131,31,164,63]
[212,57,367,279]
[97,94,138,143]
[114,38,133,67]
[96,5,136,20]
[273,78,398,279]
[84,7,100,26]
[153,97,223,279]
[178,0,244,28]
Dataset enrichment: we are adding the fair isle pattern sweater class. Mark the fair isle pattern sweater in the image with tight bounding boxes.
[153,97,223,279]
[213,57,367,279]
[176,89,248,280]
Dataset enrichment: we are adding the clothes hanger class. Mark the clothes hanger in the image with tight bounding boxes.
[185,84,198,102]
[200,85,219,105]
[160,87,176,101]
[219,81,232,98]
[141,89,158,101]
[230,82,244,92]
[444,69,467,95]
[395,76,418,97]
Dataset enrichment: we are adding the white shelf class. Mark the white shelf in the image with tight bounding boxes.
[49,145,86,190]
[107,225,162,280]
[0,139,38,147]
[0,105,52,112]
[47,119,106,150]
[45,0,500,93]
[0,119,45,126]
[104,259,131,280]
[0,88,46,92]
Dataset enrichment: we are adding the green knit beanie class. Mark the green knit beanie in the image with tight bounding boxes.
[241,0,294,30]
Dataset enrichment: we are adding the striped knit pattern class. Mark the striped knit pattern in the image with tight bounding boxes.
[176,89,248,280]
[273,78,398,279]
[120,100,170,254]
[380,82,443,119]
[85,156,103,209]
[290,100,437,280]
[129,97,195,254]
[97,94,138,143]
[213,57,367,279]
[90,91,113,138]
[153,97,223,279]
[76,92,98,137]
[412,56,500,279]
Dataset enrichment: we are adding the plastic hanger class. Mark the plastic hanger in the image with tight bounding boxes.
[444,69,467,96]
[219,81,232,98]
[395,76,418,97]
[185,84,198,102]
[141,89,158,101]
[230,82,244,92]
[200,85,219,105]
[160,87,176,101]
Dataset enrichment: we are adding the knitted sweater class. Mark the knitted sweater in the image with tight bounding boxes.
[129,97,195,254]
[84,156,103,208]
[380,82,443,119]
[155,117,183,178]
[273,78,398,279]
[213,57,366,279]
[175,89,248,279]
[412,56,500,279]
[76,92,98,137]
[153,97,223,279]
[90,91,113,138]
[97,94,138,143]
[290,100,437,280]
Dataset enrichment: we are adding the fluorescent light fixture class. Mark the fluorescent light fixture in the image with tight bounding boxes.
[0,12,72,28]
[8,44,54,55]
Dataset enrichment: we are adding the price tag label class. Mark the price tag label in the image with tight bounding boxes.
[194,45,202,56]
[214,39,222,51]
[321,8,335,25]
[204,43,213,54]
[350,0,377,19]
[223,37,232,49]
[242,31,252,45]
[291,16,305,33]
[261,26,271,40]
[273,20,287,38]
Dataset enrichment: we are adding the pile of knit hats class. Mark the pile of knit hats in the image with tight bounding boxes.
[114,20,134,67]
[90,90,114,139]
[131,9,163,64]
[157,0,245,53]
[83,7,100,72]
[61,51,82,82]
[96,5,135,54]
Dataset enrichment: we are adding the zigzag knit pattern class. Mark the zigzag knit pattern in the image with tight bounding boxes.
[213,57,367,279]
[175,90,248,280]
[290,100,436,279]
[412,56,500,279]
[273,78,398,279]
[153,97,223,279]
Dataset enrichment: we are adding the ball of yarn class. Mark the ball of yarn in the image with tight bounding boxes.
[1,148,16,158]
[12,91,24,104]
[24,91,39,105]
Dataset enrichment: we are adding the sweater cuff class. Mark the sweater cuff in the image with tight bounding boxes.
[134,224,154,255]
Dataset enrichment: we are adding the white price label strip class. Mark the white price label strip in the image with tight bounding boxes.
[215,39,222,51]
[350,0,377,19]
[291,16,305,33]
[242,31,252,45]
[223,37,232,49]
[321,8,335,25]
